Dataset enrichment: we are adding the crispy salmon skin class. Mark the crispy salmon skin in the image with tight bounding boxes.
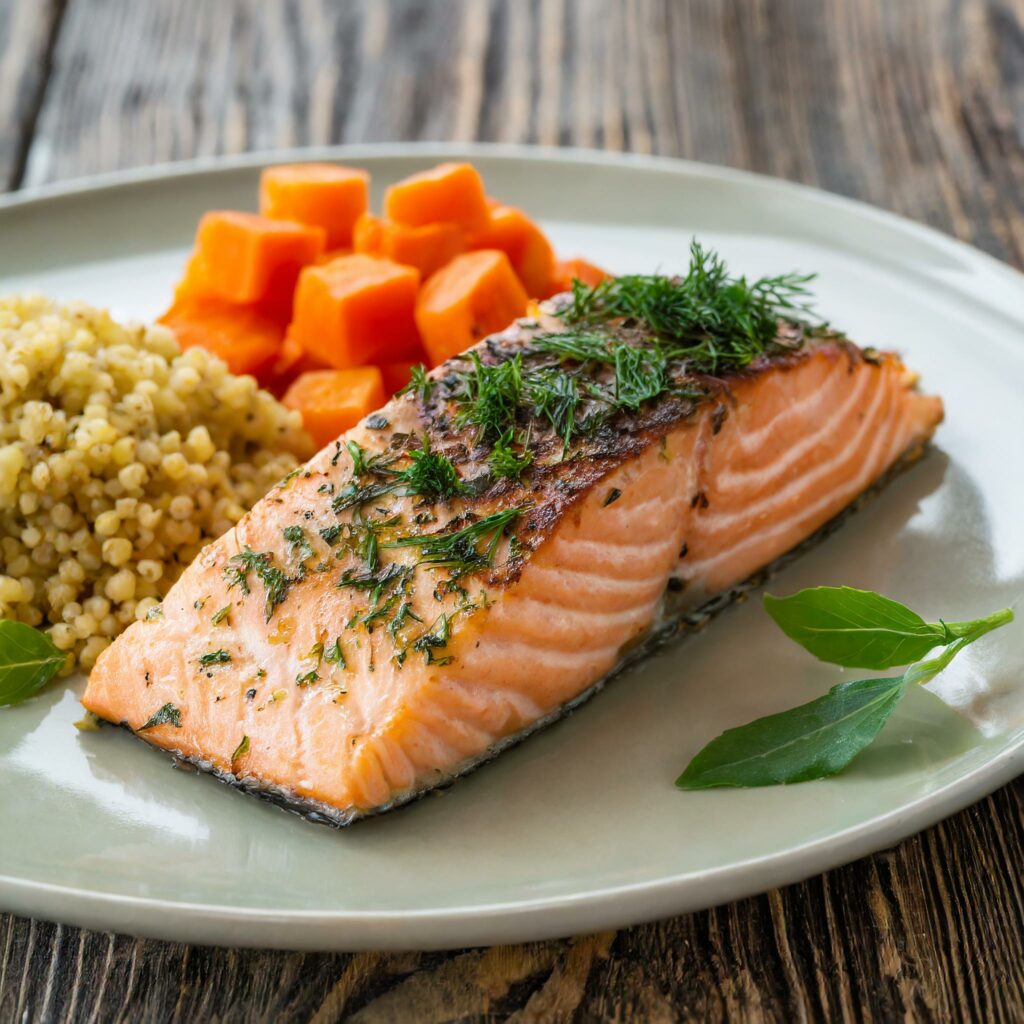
[84,267,943,826]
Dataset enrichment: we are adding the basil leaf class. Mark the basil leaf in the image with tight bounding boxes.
[676,675,906,789]
[763,586,948,669]
[0,621,65,708]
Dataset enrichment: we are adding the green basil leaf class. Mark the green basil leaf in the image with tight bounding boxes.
[763,586,947,669]
[676,675,906,789]
[0,621,66,708]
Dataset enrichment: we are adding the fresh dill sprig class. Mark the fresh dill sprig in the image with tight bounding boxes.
[560,240,817,372]
[337,561,412,605]
[387,505,529,573]
[454,352,524,442]
[412,613,452,665]
[397,364,434,402]
[530,331,614,362]
[346,440,371,476]
[199,649,231,666]
[525,368,580,452]
[612,343,668,410]
[387,599,423,639]
[332,479,398,514]
[225,547,293,621]
[282,525,314,563]
[324,636,346,667]
[395,436,467,501]
[319,525,342,545]
[344,440,399,479]
[489,429,533,480]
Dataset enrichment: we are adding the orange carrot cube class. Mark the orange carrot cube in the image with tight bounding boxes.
[259,164,369,249]
[289,254,422,368]
[159,297,284,385]
[384,162,490,231]
[379,360,420,395]
[551,257,612,295]
[316,247,354,265]
[282,367,386,448]
[415,249,529,366]
[353,213,465,279]
[193,211,325,308]
[469,205,556,299]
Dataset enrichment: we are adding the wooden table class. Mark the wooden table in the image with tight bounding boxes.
[2,1,1023,1019]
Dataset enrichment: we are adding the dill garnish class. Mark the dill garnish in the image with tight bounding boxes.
[319,525,342,545]
[210,605,231,626]
[398,364,434,402]
[332,479,397,514]
[283,525,314,563]
[611,343,668,410]
[345,440,399,479]
[199,649,231,666]
[388,599,423,639]
[324,636,346,668]
[454,352,524,442]
[225,547,293,621]
[525,368,581,451]
[338,562,412,606]
[395,436,467,501]
[559,240,817,372]
[231,735,250,762]
[295,669,319,686]
[139,703,181,731]
[412,614,452,665]
[387,505,529,573]
[346,439,371,476]
[489,429,533,480]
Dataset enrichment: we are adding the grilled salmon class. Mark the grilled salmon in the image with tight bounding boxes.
[83,263,943,826]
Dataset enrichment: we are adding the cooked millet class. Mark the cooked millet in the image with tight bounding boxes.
[0,295,312,672]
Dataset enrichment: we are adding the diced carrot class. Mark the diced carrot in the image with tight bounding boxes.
[193,211,325,312]
[264,329,331,396]
[172,251,211,301]
[551,257,612,294]
[379,361,418,395]
[259,164,369,248]
[384,162,490,232]
[415,250,529,366]
[159,297,284,385]
[289,254,422,368]
[282,367,386,449]
[468,205,556,299]
[353,213,465,279]
[316,247,354,265]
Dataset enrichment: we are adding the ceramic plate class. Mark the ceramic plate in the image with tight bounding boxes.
[0,145,1021,951]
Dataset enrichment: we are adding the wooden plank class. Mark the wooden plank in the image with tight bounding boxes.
[20,0,1024,265]
[3,0,1024,1019]
[2,779,1021,1021]
[0,0,65,189]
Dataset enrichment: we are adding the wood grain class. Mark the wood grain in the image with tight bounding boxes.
[0,0,65,189]
[2,0,1024,1020]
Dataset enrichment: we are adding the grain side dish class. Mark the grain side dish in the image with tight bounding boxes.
[0,295,310,672]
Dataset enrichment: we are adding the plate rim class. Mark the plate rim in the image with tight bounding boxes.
[1,142,1021,950]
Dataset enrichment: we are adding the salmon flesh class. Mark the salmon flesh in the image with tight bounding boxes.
[83,297,943,826]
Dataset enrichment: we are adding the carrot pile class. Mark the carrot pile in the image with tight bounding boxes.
[159,161,610,448]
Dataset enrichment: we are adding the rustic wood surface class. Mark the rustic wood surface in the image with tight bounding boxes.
[1,0,1023,1019]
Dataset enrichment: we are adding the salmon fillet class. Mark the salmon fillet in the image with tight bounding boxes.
[83,294,943,826]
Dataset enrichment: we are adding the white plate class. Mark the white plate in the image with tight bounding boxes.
[0,145,1021,951]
